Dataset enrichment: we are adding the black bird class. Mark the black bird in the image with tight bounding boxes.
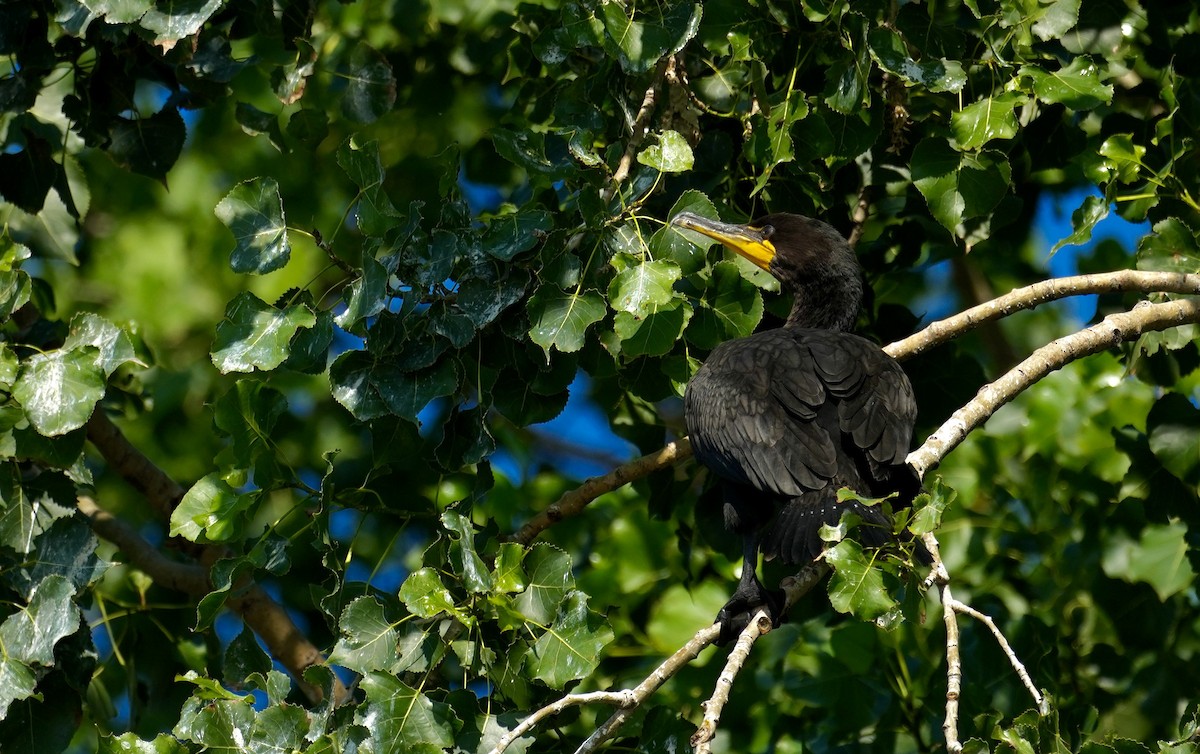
[671,212,919,642]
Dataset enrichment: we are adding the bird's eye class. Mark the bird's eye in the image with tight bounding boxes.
[761,225,775,239]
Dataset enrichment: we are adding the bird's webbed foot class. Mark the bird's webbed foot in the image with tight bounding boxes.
[715,577,785,645]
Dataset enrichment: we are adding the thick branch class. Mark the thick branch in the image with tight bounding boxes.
[84,413,350,707]
[907,297,1200,478]
[508,438,691,546]
[86,411,185,518]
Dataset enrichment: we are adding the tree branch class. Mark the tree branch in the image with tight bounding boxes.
[906,296,1200,478]
[884,270,1200,361]
[691,612,773,753]
[601,56,671,203]
[508,438,691,546]
[84,412,351,707]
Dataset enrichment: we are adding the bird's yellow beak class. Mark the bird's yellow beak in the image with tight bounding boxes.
[670,212,777,272]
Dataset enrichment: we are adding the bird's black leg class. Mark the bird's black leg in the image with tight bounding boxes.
[715,531,785,645]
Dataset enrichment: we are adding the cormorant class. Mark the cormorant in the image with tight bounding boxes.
[671,211,920,641]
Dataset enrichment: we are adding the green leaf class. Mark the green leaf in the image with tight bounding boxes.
[329,597,400,675]
[908,478,956,536]
[1136,217,1200,273]
[457,272,528,329]
[600,3,702,74]
[867,27,966,93]
[13,347,106,436]
[529,591,614,688]
[607,260,681,318]
[287,108,329,149]
[0,574,77,666]
[215,176,292,275]
[1097,133,1146,184]
[824,539,897,620]
[1147,393,1200,485]
[336,253,389,331]
[512,544,573,625]
[1031,0,1081,41]
[1021,58,1112,110]
[493,543,528,593]
[482,209,554,261]
[637,130,694,173]
[375,358,459,423]
[1051,194,1109,253]
[951,92,1025,150]
[63,312,141,377]
[360,673,460,751]
[912,139,1011,236]
[342,43,396,123]
[613,300,691,358]
[441,511,492,593]
[234,102,286,152]
[211,292,317,373]
[1102,522,1195,601]
[527,288,606,355]
[399,567,461,620]
[138,0,221,47]
[492,129,574,180]
[109,108,186,181]
[170,473,257,543]
[705,260,764,340]
[337,139,400,237]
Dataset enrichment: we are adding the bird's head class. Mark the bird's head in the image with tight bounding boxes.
[670,211,862,330]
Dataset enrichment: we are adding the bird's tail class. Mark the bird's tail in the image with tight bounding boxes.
[761,490,894,565]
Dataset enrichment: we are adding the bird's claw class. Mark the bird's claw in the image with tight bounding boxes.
[715,586,785,645]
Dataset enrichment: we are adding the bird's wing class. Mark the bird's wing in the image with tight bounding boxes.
[684,329,916,497]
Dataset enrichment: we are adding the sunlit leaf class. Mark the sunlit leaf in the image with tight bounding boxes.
[824,540,897,620]
[211,292,316,373]
[637,130,694,173]
[951,92,1025,150]
[527,288,606,355]
[529,591,613,688]
[215,177,292,275]
[170,473,257,543]
[13,347,106,436]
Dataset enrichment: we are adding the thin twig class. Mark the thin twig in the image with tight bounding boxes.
[572,622,722,754]
[486,691,635,754]
[691,612,773,753]
[921,533,962,754]
[601,56,671,203]
[508,438,691,546]
[907,297,1200,478]
[947,599,1046,713]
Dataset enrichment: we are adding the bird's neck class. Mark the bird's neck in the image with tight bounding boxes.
[785,271,863,331]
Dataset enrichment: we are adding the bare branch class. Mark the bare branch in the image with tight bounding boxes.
[907,297,1200,478]
[948,599,1046,713]
[573,622,721,754]
[885,270,1200,361]
[487,691,635,754]
[508,438,691,546]
[691,612,773,753]
[922,533,963,754]
[78,496,210,594]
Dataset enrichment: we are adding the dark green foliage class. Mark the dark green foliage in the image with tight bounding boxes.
[1,0,1198,752]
